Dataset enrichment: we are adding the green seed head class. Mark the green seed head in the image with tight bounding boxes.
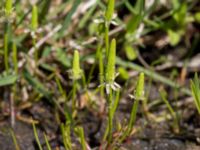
[135,72,145,99]
[106,39,116,83]
[31,5,38,31]
[5,0,13,16]
[72,50,82,80]
[105,0,115,22]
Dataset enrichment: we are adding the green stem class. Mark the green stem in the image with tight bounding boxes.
[108,89,113,143]
[99,49,104,99]
[72,80,77,114]
[105,23,109,58]
[33,38,38,62]
[4,33,9,72]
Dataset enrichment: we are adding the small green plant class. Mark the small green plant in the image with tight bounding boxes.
[120,72,145,141]
[160,89,179,133]
[103,39,121,145]
[71,50,82,114]
[190,73,200,114]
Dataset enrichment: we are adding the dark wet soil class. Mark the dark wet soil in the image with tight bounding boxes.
[1,90,200,150]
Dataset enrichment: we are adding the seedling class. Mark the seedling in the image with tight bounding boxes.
[71,50,82,115]
[120,72,145,141]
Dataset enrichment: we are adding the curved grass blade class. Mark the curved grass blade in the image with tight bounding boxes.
[0,74,18,87]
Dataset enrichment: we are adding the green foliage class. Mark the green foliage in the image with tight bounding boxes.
[12,42,18,74]
[72,50,82,80]
[167,29,181,46]
[10,129,21,150]
[172,2,187,27]
[5,0,13,16]
[105,39,116,84]
[31,5,38,31]
[125,44,137,61]
[56,48,71,68]
[74,126,87,150]
[4,33,9,72]
[105,0,115,22]
[32,123,43,150]
[126,0,144,35]
[129,72,144,127]
[0,74,18,87]
[135,72,145,99]
[118,67,129,80]
[61,123,72,150]
[190,73,200,114]
[43,133,52,150]
[195,12,200,23]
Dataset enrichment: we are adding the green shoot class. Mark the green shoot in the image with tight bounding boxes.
[74,126,87,150]
[121,72,145,141]
[31,5,38,31]
[43,133,52,150]
[61,123,72,150]
[32,123,43,150]
[160,89,179,133]
[4,33,9,72]
[71,50,82,114]
[99,46,104,99]
[72,50,82,80]
[190,73,200,114]
[105,0,115,22]
[31,5,38,61]
[128,72,144,130]
[5,0,13,17]
[10,129,21,150]
[104,39,120,144]
[0,74,18,87]
[12,42,18,74]
[104,0,115,57]
[105,39,116,85]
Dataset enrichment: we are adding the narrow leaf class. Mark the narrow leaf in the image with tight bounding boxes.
[0,74,18,87]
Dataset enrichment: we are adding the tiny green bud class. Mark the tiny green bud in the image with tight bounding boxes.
[72,50,81,80]
[135,72,145,99]
[31,5,38,31]
[5,0,13,16]
[105,0,115,22]
[106,39,116,83]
